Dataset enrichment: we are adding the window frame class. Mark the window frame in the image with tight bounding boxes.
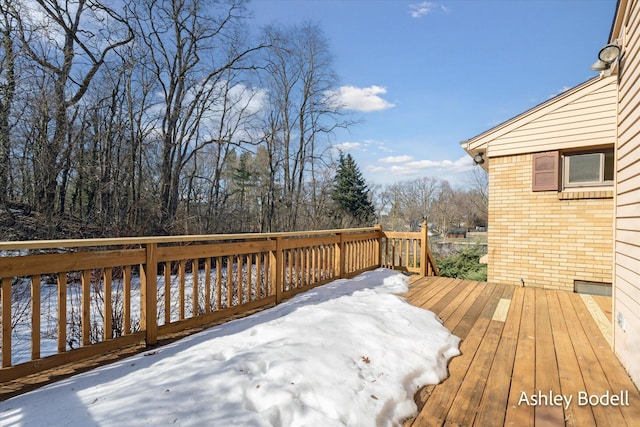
[562,148,614,189]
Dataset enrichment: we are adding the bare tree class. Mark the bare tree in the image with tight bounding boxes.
[2,1,362,239]
[466,166,489,226]
[378,177,440,231]
[430,181,462,236]
[260,22,347,231]
[0,0,16,206]
[401,176,439,231]
[8,0,133,224]
[131,0,264,231]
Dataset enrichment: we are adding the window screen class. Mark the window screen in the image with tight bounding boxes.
[567,153,601,184]
[563,149,614,188]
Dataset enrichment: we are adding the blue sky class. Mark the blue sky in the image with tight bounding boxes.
[248,0,617,187]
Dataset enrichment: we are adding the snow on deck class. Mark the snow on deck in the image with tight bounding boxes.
[1,269,459,427]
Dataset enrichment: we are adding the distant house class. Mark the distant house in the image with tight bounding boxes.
[460,76,617,293]
[445,227,467,239]
[461,0,640,389]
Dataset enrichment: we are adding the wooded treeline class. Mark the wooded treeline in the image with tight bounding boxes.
[376,170,488,235]
[0,0,487,239]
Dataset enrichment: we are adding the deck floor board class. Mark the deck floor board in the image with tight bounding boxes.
[475,285,524,427]
[406,277,640,427]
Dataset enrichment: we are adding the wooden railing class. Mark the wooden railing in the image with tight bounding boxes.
[381,222,439,276]
[0,225,437,381]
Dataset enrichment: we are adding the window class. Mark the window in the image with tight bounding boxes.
[574,280,612,296]
[563,149,614,188]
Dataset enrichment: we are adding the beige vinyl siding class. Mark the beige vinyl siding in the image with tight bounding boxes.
[489,81,617,157]
[465,77,618,156]
[614,0,640,388]
[618,148,640,180]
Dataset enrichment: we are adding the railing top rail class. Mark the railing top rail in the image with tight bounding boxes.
[382,231,421,238]
[0,226,381,251]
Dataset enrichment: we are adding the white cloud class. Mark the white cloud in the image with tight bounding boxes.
[228,83,267,114]
[549,85,572,99]
[406,155,474,171]
[369,155,474,178]
[379,155,414,164]
[376,143,393,153]
[409,2,450,18]
[327,85,396,112]
[368,164,416,176]
[409,2,436,18]
[333,141,364,152]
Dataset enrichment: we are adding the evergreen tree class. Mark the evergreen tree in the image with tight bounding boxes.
[332,152,376,226]
[230,151,256,232]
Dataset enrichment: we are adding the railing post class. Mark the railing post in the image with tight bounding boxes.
[420,221,429,277]
[141,243,158,346]
[271,237,283,304]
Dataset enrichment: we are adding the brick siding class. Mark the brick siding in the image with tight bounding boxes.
[488,153,613,291]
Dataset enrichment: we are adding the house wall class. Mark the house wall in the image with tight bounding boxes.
[488,153,614,291]
[613,0,640,388]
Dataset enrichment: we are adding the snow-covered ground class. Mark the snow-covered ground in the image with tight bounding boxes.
[1,269,460,427]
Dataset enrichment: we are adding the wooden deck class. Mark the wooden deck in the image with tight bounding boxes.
[403,277,640,427]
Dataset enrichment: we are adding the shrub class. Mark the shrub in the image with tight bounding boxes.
[436,245,487,281]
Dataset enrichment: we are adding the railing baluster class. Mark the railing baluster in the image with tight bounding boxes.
[81,269,91,346]
[255,253,262,299]
[264,250,270,297]
[384,237,393,268]
[238,255,244,305]
[57,272,67,353]
[31,275,41,360]
[123,265,131,335]
[297,248,302,287]
[227,255,233,308]
[336,232,344,278]
[246,254,252,303]
[104,268,112,340]
[392,239,397,269]
[192,259,199,317]
[205,258,211,313]
[2,276,12,367]
[288,249,293,290]
[350,240,354,273]
[308,246,313,285]
[216,257,222,310]
[304,247,308,286]
[164,262,171,325]
[352,241,356,272]
[179,260,186,319]
[295,248,300,288]
[313,246,319,283]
